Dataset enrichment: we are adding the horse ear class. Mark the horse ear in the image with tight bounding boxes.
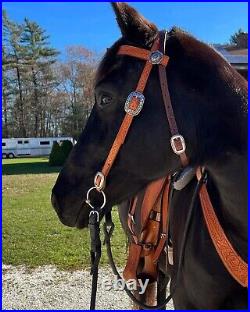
[111,2,158,44]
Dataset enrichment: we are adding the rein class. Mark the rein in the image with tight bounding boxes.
[86,31,248,310]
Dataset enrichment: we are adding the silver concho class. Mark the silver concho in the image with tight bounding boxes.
[124,91,145,116]
[150,50,163,65]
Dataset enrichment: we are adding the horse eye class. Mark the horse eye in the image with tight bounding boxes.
[101,95,112,106]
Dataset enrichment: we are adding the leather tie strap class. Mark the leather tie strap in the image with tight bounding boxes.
[158,66,189,167]
[152,177,170,263]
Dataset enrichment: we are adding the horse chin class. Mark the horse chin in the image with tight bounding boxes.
[58,215,77,228]
[56,208,90,229]
[75,204,91,229]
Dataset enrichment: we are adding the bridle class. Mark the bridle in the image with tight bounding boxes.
[91,31,188,195]
[86,31,248,310]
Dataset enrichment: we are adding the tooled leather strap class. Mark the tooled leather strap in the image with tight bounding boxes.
[95,35,169,190]
[118,45,169,66]
[196,167,248,288]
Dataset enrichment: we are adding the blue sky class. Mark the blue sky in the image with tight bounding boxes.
[3,2,248,57]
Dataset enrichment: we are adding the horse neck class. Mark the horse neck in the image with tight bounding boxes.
[206,152,248,241]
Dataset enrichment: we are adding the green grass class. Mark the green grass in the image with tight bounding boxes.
[2,157,61,175]
[2,157,127,270]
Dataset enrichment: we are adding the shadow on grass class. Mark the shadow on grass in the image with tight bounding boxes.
[2,161,62,175]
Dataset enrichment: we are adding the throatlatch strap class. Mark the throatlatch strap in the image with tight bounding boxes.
[158,32,189,167]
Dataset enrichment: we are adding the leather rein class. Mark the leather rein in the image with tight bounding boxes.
[86,31,248,310]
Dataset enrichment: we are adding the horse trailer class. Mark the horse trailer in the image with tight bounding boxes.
[2,137,74,159]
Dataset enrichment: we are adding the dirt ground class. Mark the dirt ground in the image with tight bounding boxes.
[2,264,174,310]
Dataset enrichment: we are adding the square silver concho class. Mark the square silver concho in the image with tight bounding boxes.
[124,91,145,116]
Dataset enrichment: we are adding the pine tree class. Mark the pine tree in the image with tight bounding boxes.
[3,10,27,137]
[21,18,59,136]
[2,9,97,139]
[2,46,10,137]
[230,29,248,49]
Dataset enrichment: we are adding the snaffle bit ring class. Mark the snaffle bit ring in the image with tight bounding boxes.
[85,186,106,210]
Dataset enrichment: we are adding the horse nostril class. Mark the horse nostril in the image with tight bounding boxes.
[51,193,60,213]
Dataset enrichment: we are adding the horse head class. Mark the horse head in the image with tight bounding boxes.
[51,2,247,229]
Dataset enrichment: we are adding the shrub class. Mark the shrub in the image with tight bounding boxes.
[49,142,63,166]
[49,140,73,166]
[61,140,73,160]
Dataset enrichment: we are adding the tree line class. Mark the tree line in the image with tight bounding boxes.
[2,10,247,139]
[2,10,98,139]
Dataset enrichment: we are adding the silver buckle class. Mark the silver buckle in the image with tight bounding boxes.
[89,210,100,223]
[150,50,163,64]
[170,135,186,155]
[94,172,106,191]
[124,91,145,116]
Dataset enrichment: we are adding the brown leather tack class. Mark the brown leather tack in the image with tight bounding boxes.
[140,178,166,227]
[197,168,248,288]
[97,32,248,289]
[141,252,158,281]
[158,65,189,167]
[123,177,170,283]
[118,45,169,67]
[123,242,142,282]
[100,36,161,181]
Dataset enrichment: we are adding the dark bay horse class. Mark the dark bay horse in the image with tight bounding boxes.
[51,3,248,309]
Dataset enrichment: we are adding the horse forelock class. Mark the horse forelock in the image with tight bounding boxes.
[95,38,125,87]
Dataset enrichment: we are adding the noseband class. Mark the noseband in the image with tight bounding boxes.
[86,31,248,310]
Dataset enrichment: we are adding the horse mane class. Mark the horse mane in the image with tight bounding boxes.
[166,27,247,99]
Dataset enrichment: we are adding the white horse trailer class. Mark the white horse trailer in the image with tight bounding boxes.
[2,137,74,159]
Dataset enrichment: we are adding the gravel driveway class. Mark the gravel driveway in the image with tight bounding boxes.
[3,264,174,310]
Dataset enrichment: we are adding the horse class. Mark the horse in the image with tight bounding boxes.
[51,2,248,309]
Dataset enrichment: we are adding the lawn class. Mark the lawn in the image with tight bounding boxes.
[2,157,127,270]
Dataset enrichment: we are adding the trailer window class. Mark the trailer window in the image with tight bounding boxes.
[24,140,29,144]
[2,142,6,147]
[40,141,50,145]
[18,140,23,144]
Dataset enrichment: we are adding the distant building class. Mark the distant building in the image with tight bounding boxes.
[2,137,74,158]
[213,44,248,80]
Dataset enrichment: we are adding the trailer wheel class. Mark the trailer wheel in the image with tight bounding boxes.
[8,153,15,159]
[2,153,7,159]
